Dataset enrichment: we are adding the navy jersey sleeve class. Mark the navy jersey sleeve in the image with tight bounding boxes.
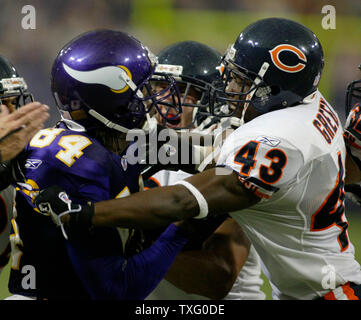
[66,224,188,300]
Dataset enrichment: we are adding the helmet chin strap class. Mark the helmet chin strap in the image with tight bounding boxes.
[302,91,318,104]
[227,116,244,128]
[120,72,144,99]
[88,109,130,133]
[239,62,269,123]
[61,117,87,132]
[89,108,159,134]
[141,113,158,134]
[217,105,244,128]
[86,67,148,132]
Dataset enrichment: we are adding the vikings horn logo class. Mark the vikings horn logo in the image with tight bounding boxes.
[62,63,133,93]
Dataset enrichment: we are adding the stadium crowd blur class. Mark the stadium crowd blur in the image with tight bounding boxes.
[0,0,360,124]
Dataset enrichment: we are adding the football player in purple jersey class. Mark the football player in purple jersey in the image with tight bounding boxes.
[7,29,191,300]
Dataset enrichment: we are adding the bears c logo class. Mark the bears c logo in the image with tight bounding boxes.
[269,44,307,73]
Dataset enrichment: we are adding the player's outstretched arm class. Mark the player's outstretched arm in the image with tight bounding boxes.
[66,223,188,300]
[35,167,260,231]
[92,168,259,229]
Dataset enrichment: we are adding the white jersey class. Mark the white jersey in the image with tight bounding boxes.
[217,91,361,300]
[146,169,265,300]
[223,245,265,300]
[0,186,15,275]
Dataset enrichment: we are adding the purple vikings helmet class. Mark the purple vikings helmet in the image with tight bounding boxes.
[51,29,182,132]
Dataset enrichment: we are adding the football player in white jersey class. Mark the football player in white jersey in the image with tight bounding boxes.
[0,55,46,276]
[144,40,265,300]
[35,18,361,300]
[344,64,361,204]
[0,186,15,275]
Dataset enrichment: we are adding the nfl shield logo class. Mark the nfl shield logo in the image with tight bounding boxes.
[121,157,128,171]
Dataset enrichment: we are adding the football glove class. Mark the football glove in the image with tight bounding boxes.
[34,185,94,240]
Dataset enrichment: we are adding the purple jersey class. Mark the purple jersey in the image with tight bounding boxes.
[9,124,142,299]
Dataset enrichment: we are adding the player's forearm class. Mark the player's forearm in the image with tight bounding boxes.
[66,224,188,300]
[92,185,200,229]
[92,170,257,229]
[92,169,258,229]
[36,169,259,231]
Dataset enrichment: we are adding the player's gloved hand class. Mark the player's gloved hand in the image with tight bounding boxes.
[344,103,361,171]
[34,185,94,240]
[345,183,361,206]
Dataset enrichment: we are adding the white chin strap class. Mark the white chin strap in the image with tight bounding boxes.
[221,116,244,128]
[61,118,87,132]
[88,109,130,133]
[141,113,158,134]
[121,72,144,99]
[86,64,148,132]
[239,62,270,123]
[88,107,160,135]
[302,91,318,104]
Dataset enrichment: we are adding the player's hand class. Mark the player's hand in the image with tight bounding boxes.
[34,185,94,240]
[345,184,361,206]
[0,102,49,162]
[35,185,80,226]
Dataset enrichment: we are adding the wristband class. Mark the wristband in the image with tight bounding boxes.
[64,202,95,240]
[175,180,209,219]
[68,202,95,229]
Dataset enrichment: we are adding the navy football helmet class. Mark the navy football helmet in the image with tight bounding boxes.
[51,29,182,132]
[209,18,324,120]
[154,40,222,128]
[0,55,33,111]
[346,64,361,115]
[157,41,222,108]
